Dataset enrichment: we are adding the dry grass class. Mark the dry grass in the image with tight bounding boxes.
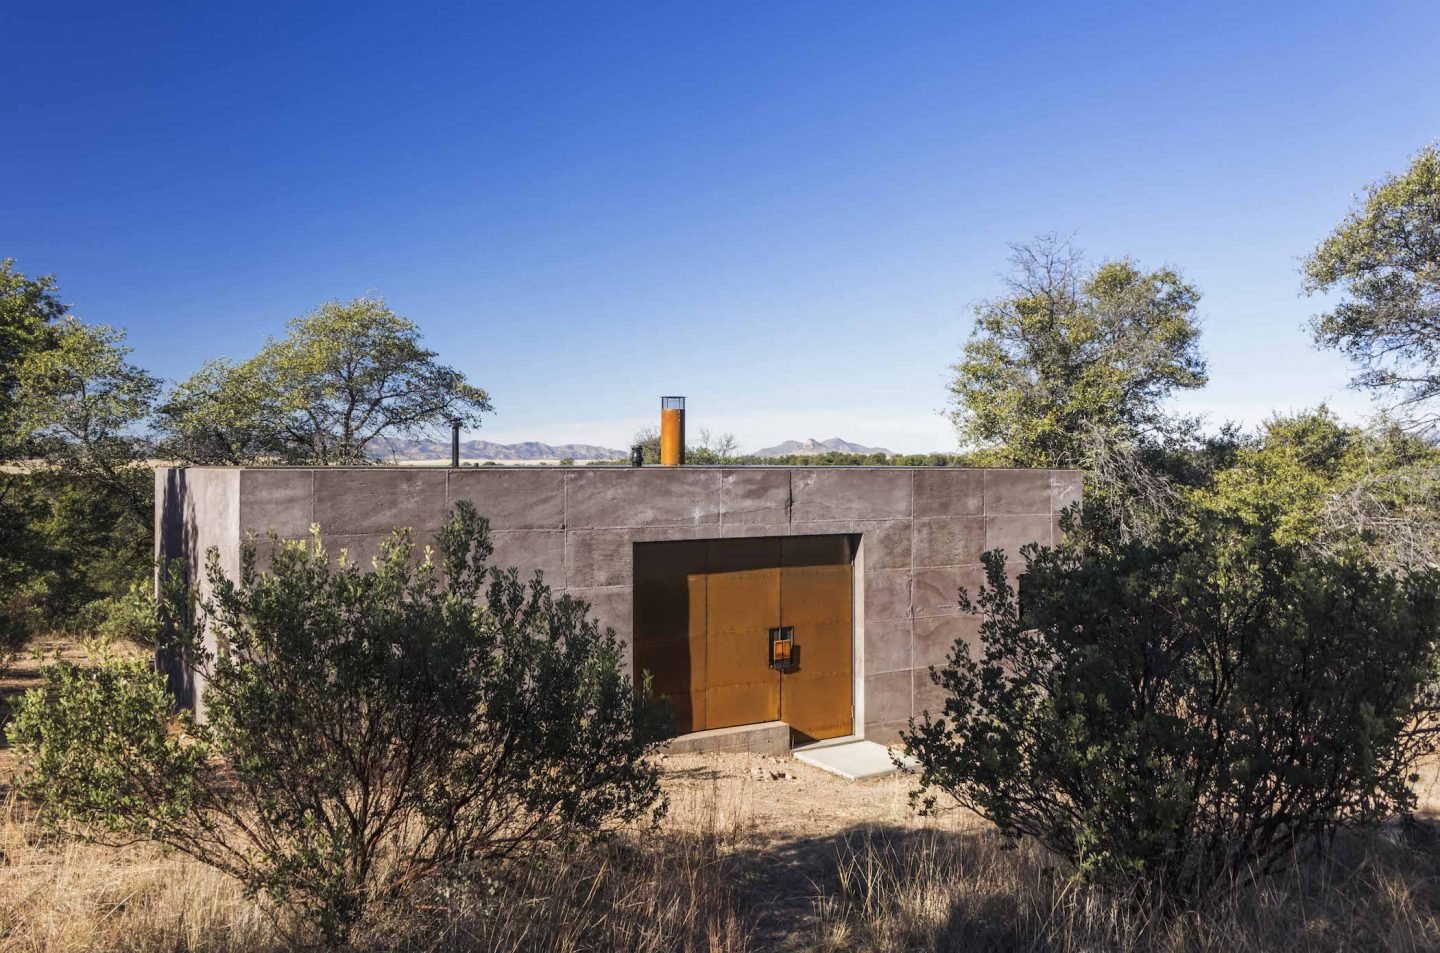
[0,770,760,953]
[0,796,268,952]
[1,760,1439,952]
[806,817,1440,952]
[4,641,1440,952]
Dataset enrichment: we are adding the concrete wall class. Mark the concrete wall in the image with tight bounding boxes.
[154,467,240,719]
[156,465,1081,742]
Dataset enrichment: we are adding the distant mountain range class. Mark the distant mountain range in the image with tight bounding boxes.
[751,437,892,457]
[371,438,626,461]
[371,435,892,462]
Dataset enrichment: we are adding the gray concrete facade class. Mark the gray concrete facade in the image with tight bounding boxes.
[156,465,1080,743]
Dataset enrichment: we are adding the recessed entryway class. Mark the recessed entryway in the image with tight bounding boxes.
[633,535,856,746]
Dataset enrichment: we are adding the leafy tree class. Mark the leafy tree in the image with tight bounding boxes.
[631,425,662,464]
[153,357,283,465]
[1319,462,1440,570]
[688,426,740,464]
[0,260,67,661]
[1191,407,1440,564]
[1305,145,1440,427]
[0,259,65,445]
[11,317,159,504]
[948,237,1207,468]
[157,296,492,465]
[1192,407,1369,544]
[9,503,668,946]
[905,515,1440,903]
[0,264,158,654]
[7,317,160,628]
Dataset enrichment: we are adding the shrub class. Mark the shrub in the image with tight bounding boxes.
[74,578,162,647]
[8,502,669,946]
[904,518,1440,903]
[0,577,43,678]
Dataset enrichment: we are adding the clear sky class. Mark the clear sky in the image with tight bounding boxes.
[4,2,1439,453]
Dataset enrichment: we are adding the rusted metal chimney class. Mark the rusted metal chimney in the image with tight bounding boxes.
[660,396,685,466]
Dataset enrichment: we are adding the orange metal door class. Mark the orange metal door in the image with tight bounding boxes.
[702,566,781,729]
[633,535,853,740]
[778,562,854,742]
[632,540,708,733]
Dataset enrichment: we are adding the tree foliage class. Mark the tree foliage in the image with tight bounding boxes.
[0,259,65,451]
[0,263,157,658]
[905,515,1440,902]
[0,260,68,659]
[11,317,159,503]
[156,296,491,465]
[949,237,1207,468]
[1305,145,1440,426]
[1188,407,1440,566]
[8,503,667,946]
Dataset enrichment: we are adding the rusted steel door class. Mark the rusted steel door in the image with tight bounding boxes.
[632,540,708,733]
[702,566,781,729]
[778,562,854,742]
[632,535,854,741]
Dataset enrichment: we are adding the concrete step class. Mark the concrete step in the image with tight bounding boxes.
[661,721,791,756]
[792,737,919,780]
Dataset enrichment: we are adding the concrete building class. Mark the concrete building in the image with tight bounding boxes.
[155,464,1079,750]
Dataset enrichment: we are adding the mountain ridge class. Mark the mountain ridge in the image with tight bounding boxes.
[369,438,626,461]
[371,435,893,461]
[751,437,892,457]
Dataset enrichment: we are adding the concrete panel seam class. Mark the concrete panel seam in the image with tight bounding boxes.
[563,472,570,585]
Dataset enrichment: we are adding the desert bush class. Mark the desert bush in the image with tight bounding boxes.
[904,517,1440,903]
[71,578,162,648]
[7,502,669,946]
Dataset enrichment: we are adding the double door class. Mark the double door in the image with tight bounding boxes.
[703,559,854,742]
[633,535,854,745]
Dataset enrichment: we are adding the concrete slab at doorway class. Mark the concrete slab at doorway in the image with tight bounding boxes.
[793,737,919,780]
[662,721,791,756]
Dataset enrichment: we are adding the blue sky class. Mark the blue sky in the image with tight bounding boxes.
[4,2,1439,453]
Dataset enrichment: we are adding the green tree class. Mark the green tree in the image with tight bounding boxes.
[0,259,65,445]
[0,261,67,662]
[1305,145,1440,426]
[1192,407,1440,565]
[688,426,739,464]
[157,296,492,465]
[949,237,1207,468]
[0,264,158,653]
[154,357,283,464]
[8,318,160,627]
[631,425,662,464]
[9,503,667,946]
[12,318,159,505]
[905,515,1440,903]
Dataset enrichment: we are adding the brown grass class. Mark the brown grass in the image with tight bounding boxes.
[2,757,1439,952]
[4,644,1440,952]
[806,817,1440,952]
[0,777,755,953]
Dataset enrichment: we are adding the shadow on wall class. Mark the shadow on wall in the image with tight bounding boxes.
[156,468,199,710]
